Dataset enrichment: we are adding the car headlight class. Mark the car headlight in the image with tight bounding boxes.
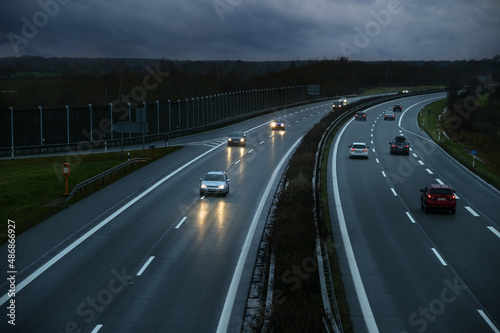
[201,184,207,188]
[218,184,225,189]
[228,138,232,141]
[240,138,245,142]
[271,122,276,127]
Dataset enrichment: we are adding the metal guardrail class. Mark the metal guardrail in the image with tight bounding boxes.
[65,158,150,203]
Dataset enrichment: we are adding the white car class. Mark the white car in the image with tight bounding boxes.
[200,171,230,196]
[349,142,369,159]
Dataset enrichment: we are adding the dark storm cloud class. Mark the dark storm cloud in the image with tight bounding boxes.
[0,0,499,60]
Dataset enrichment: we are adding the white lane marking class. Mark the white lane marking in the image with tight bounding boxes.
[235,159,241,165]
[412,153,418,158]
[248,149,254,153]
[376,158,379,164]
[217,137,303,333]
[175,216,187,229]
[0,139,228,307]
[426,168,434,174]
[372,148,375,153]
[454,193,460,199]
[381,171,386,178]
[406,212,416,223]
[260,141,264,145]
[331,117,379,333]
[431,248,447,266]
[435,178,444,184]
[487,226,500,239]
[136,256,155,276]
[418,160,424,165]
[478,309,500,333]
[269,134,274,138]
[295,120,299,123]
[391,188,397,196]
[465,206,480,217]
[91,325,103,333]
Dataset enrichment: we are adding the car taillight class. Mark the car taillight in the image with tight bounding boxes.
[363,149,367,151]
[351,148,356,151]
[392,145,396,148]
[452,195,455,199]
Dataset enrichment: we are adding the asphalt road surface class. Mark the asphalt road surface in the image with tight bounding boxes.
[1,100,333,332]
[329,93,500,333]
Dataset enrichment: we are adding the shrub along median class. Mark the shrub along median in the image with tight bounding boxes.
[0,146,182,243]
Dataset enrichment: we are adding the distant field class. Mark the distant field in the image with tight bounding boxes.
[0,146,182,242]
[361,85,445,95]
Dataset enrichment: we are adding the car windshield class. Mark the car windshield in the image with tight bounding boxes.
[395,137,406,142]
[352,144,366,149]
[430,189,453,195]
[230,131,243,137]
[204,174,225,181]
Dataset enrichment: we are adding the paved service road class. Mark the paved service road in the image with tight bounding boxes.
[329,93,500,333]
[0,100,334,332]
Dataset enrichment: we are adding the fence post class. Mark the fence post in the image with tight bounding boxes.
[39,106,43,146]
[10,106,14,159]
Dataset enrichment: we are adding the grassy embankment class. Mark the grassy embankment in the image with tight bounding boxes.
[418,98,500,190]
[0,146,182,242]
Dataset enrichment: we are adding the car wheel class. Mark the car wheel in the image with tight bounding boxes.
[200,191,204,196]
[424,203,430,213]
[451,208,456,215]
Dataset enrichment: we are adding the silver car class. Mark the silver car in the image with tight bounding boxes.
[349,142,369,159]
[200,171,230,196]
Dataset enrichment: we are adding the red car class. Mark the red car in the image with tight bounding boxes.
[420,184,456,214]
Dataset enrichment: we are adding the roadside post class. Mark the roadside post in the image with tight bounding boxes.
[150,145,155,160]
[63,163,70,196]
[470,150,477,168]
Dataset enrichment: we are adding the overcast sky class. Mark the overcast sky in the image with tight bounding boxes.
[1,0,499,61]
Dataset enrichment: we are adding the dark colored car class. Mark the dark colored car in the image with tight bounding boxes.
[228,131,246,146]
[355,112,367,121]
[393,105,402,112]
[420,184,456,214]
[389,135,410,155]
[332,100,342,110]
[271,118,286,130]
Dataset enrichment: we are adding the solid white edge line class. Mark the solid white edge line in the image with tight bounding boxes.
[0,140,228,307]
[331,117,379,333]
[465,206,480,217]
[91,324,103,333]
[391,188,398,196]
[216,136,303,333]
[381,171,386,177]
[136,256,155,276]
[175,216,187,229]
[406,212,416,223]
[431,248,447,266]
[478,309,500,333]
[487,226,500,239]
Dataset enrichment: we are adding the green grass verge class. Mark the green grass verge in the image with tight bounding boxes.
[418,99,500,190]
[0,146,182,241]
[320,117,354,333]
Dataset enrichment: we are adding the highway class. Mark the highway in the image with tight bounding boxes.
[329,93,500,332]
[0,100,333,332]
